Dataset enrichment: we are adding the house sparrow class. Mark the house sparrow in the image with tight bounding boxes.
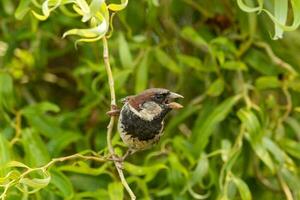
[118,88,183,157]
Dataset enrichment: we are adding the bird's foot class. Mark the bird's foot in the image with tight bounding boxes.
[106,104,120,117]
[107,154,125,169]
[107,149,137,169]
[115,160,124,169]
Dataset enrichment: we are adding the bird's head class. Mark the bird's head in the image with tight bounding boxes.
[123,88,183,121]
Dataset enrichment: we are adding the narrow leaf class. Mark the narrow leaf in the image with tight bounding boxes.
[49,170,74,198]
[22,129,50,167]
[108,0,128,11]
[207,79,224,97]
[15,0,31,20]
[155,48,181,74]
[118,33,133,68]
[232,176,252,200]
[192,95,241,153]
[222,61,247,71]
[0,134,11,177]
[180,26,209,50]
[108,182,123,200]
[274,0,288,39]
[135,51,149,93]
[237,109,275,172]
[255,76,281,90]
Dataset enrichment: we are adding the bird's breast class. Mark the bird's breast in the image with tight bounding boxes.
[118,104,164,141]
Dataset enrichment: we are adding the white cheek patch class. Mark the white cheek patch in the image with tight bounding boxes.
[128,101,162,121]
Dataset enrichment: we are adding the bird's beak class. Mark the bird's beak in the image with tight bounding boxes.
[168,92,184,99]
[167,92,184,109]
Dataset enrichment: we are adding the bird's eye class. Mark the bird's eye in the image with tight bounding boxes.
[154,94,164,102]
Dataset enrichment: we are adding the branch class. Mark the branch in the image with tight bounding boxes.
[254,42,297,75]
[102,37,136,200]
[0,152,109,200]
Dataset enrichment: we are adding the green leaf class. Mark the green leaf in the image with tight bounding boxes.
[20,175,51,189]
[75,0,91,22]
[219,150,241,192]
[59,162,109,176]
[169,153,189,177]
[126,176,150,199]
[114,68,132,89]
[89,0,104,16]
[180,26,209,50]
[124,162,167,182]
[25,102,60,113]
[280,167,300,192]
[190,153,209,186]
[192,95,241,153]
[274,0,288,39]
[155,48,181,74]
[0,170,21,184]
[221,139,232,162]
[47,131,82,157]
[285,117,300,139]
[1,0,14,15]
[171,136,195,165]
[222,61,247,71]
[168,153,188,193]
[74,189,109,199]
[32,0,62,21]
[245,49,280,75]
[22,102,62,138]
[49,170,74,198]
[232,176,252,200]
[108,0,128,11]
[15,0,31,20]
[118,33,133,68]
[62,22,108,39]
[263,137,286,165]
[135,51,149,93]
[237,0,262,13]
[237,109,275,172]
[237,0,300,39]
[0,72,15,112]
[22,128,50,167]
[237,108,261,135]
[177,54,207,71]
[7,161,30,169]
[0,134,11,177]
[108,182,123,200]
[279,138,300,159]
[207,79,224,97]
[255,76,281,90]
[288,77,300,92]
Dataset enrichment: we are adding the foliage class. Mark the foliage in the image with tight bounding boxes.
[1,0,300,199]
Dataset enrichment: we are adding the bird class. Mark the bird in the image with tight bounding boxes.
[117,88,183,159]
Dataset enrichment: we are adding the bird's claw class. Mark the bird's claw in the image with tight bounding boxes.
[106,104,120,117]
[107,154,125,169]
[107,149,135,170]
[115,161,124,170]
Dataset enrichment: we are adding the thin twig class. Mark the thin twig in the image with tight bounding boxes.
[10,111,22,145]
[43,153,107,170]
[0,153,108,199]
[281,87,292,123]
[182,0,212,18]
[102,37,136,200]
[254,42,297,75]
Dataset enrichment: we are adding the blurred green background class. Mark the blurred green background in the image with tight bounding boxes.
[1,0,300,199]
